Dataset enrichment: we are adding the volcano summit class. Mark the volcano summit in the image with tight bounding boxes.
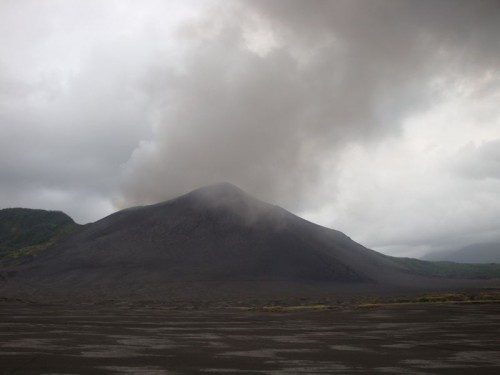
[0,183,486,303]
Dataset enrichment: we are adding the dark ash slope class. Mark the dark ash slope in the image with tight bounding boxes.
[1,183,477,302]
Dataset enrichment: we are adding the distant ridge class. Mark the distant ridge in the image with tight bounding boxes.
[423,242,500,264]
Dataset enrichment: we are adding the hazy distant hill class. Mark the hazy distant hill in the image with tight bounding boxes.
[0,208,80,262]
[423,243,500,264]
[392,257,500,279]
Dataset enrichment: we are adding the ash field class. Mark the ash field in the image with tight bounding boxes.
[1,301,500,374]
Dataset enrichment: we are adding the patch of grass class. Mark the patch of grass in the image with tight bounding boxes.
[357,290,500,308]
[262,304,331,312]
[234,304,333,312]
[477,291,500,300]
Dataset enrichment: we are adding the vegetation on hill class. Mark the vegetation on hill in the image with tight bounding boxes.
[0,208,80,262]
[392,257,500,279]
[423,242,500,263]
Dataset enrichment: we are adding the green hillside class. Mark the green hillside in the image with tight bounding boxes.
[392,257,500,279]
[0,208,80,261]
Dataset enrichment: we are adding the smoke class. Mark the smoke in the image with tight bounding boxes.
[118,0,483,210]
[115,0,500,256]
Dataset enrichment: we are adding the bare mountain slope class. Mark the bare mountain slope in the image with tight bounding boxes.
[0,183,473,302]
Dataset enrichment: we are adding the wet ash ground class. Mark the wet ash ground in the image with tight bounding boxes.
[1,302,499,374]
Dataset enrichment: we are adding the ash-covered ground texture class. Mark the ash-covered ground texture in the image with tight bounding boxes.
[1,301,500,375]
[0,183,498,303]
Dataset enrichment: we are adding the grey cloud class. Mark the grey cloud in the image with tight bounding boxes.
[452,140,500,181]
[250,0,500,62]
[0,5,153,222]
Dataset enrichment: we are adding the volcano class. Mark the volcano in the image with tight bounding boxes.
[1,183,455,302]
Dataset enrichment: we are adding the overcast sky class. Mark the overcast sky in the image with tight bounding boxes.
[1,0,500,257]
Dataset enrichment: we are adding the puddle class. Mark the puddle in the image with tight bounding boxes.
[330,344,371,351]
[98,366,170,374]
[381,343,415,349]
[451,350,500,365]
[221,348,316,358]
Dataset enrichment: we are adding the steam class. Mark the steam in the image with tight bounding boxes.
[118,0,464,210]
